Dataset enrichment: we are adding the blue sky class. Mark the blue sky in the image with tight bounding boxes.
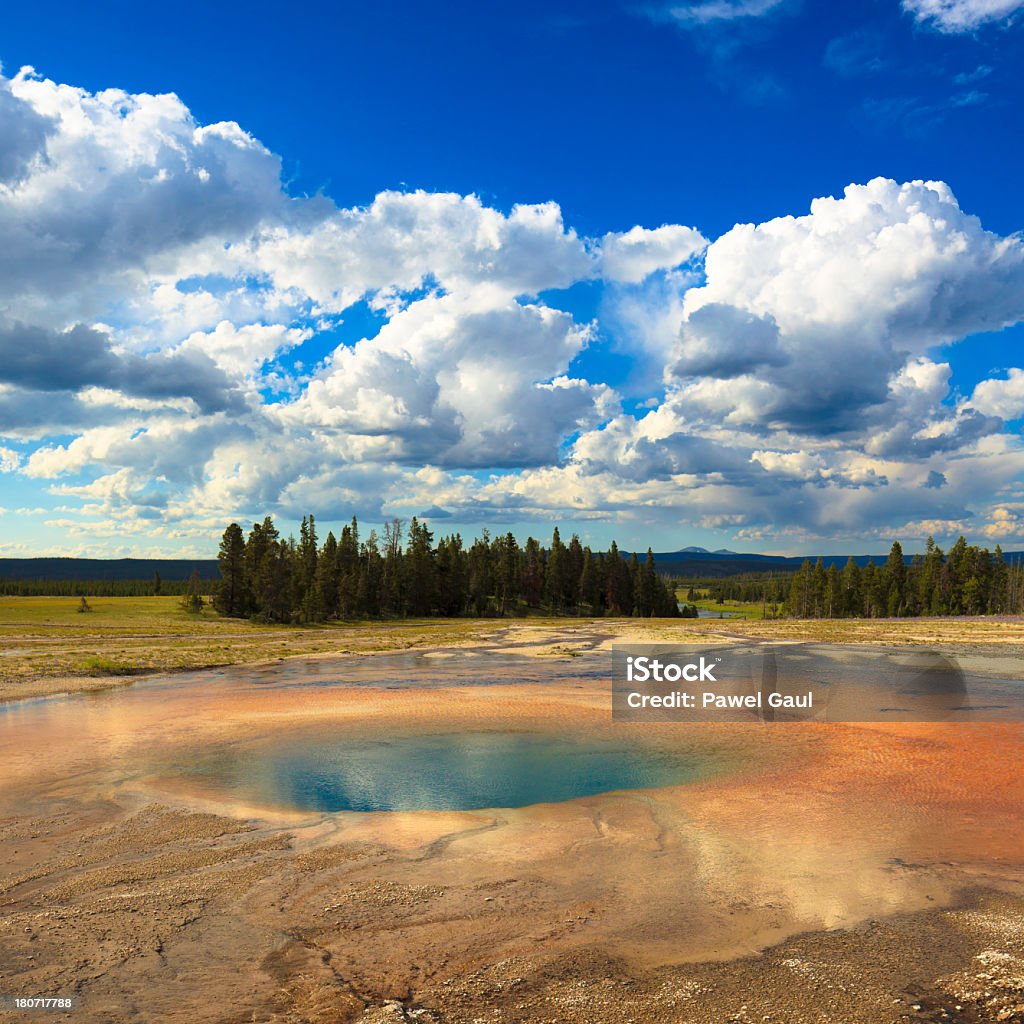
[5,1,1023,238]
[1,0,1023,556]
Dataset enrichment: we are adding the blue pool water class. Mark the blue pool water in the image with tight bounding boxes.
[182,731,713,812]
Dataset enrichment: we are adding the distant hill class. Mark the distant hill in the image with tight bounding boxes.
[642,548,1024,579]
[0,557,220,582]
[3,548,1023,584]
[644,550,807,578]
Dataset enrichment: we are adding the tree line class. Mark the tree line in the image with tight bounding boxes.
[685,576,788,605]
[784,537,1024,618]
[212,515,681,621]
[681,575,788,617]
[0,574,214,598]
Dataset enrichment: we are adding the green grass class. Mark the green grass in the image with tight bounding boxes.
[0,594,220,631]
[676,592,768,620]
[0,596,529,699]
[77,655,139,676]
[5,594,1019,704]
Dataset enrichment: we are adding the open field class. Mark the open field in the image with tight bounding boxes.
[0,597,500,702]
[676,591,767,618]
[3,596,1024,703]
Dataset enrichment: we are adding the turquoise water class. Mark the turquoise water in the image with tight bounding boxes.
[181,731,712,812]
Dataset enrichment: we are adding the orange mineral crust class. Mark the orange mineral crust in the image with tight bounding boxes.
[1,645,1023,1023]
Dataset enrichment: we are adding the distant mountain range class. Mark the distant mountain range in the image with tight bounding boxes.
[2,547,1023,583]
[645,549,878,578]
[678,546,739,555]
[0,557,220,582]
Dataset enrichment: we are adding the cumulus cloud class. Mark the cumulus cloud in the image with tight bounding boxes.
[231,192,595,314]
[672,178,1024,436]
[177,321,311,378]
[1,68,288,330]
[599,224,707,283]
[0,76,54,185]
[0,65,623,523]
[0,321,242,413]
[671,302,787,378]
[981,506,1024,538]
[0,446,21,472]
[286,291,616,468]
[2,64,1024,553]
[687,179,1024,344]
[555,178,1024,544]
[969,368,1024,419]
[902,0,1024,31]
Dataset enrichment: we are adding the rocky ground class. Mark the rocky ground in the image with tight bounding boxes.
[2,799,1024,1024]
[2,621,1024,1023]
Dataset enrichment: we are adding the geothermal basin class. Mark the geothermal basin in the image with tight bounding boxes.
[2,636,1024,1023]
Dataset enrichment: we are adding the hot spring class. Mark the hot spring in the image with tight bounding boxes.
[170,730,720,812]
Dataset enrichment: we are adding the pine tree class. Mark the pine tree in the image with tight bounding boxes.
[405,517,437,616]
[579,547,600,612]
[180,569,205,614]
[992,544,1009,613]
[841,556,862,617]
[436,534,467,615]
[360,530,383,617]
[496,532,521,614]
[544,527,568,612]
[213,522,247,617]
[315,531,339,618]
[811,558,827,617]
[381,519,404,615]
[336,520,361,617]
[297,514,321,621]
[638,548,659,616]
[521,537,545,608]
[884,541,906,616]
[566,534,584,608]
[467,530,493,615]
[825,564,840,618]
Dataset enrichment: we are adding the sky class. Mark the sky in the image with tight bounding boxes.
[1,0,1023,557]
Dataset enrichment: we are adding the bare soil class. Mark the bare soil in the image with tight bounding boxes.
[2,617,1024,1022]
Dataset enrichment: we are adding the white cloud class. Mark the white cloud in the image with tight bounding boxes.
[902,0,1024,31]
[673,178,1024,436]
[969,368,1024,419]
[283,290,616,469]
[600,224,707,283]
[980,505,1024,538]
[177,320,311,378]
[686,178,1024,345]
[672,302,786,378]
[0,76,54,186]
[3,63,1024,552]
[0,446,21,472]
[1,68,286,332]
[232,192,596,314]
[664,0,786,25]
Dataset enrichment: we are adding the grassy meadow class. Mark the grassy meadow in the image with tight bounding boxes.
[677,589,768,619]
[0,595,499,700]
[3,594,1023,703]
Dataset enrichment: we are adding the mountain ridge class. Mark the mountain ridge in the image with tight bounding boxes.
[3,548,1022,583]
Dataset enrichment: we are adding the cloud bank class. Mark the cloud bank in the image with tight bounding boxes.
[2,66,1023,553]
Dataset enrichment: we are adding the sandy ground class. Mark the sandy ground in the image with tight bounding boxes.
[2,623,1024,1022]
